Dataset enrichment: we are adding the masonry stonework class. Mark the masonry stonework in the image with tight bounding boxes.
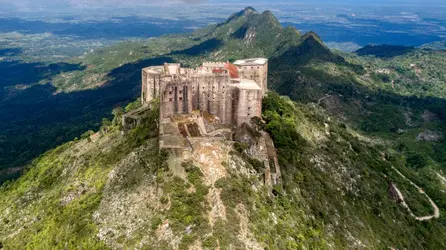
[141,58,268,127]
[136,58,281,186]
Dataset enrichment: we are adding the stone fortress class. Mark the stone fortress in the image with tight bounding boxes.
[141,58,268,127]
[124,57,281,185]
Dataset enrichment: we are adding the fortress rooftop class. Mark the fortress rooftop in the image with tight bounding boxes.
[232,79,262,90]
[233,58,268,66]
[142,66,164,74]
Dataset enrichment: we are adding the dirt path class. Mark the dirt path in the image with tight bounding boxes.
[317,94,331,105]
[391,167,440,221]
[436,172,446,186]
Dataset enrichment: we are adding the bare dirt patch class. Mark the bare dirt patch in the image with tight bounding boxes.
[183,138,231,185]
[236,204,263,250]
[182,138,232,228]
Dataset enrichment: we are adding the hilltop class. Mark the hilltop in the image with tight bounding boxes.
[2,93,445,249]
[1,7,446,249]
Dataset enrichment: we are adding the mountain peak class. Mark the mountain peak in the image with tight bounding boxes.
[243,6,257,14]
[259,10,281,26]
[302,31,323,43]
[237,9,282,35]
[224,6,258,24]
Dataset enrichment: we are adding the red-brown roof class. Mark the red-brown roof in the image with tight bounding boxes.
[225,62,239,78]
[212,68,225,74]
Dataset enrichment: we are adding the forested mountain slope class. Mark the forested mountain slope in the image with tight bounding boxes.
[1,94,445,249]
[1,7,446,249]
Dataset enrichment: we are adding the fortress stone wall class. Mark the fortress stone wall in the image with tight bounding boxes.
[141,58,268,127]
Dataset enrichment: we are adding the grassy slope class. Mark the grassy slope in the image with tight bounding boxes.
[0,101,161,248]
[266,34,446,247]
[260,93,446,249]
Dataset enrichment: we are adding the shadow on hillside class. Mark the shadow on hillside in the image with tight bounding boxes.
[355,45,415,58]
[231,26,249,39]
[171,38,223,56]
[270,63,446,181]
[0,56,174,183]
[0,60,85,89]
[269,38,365,74]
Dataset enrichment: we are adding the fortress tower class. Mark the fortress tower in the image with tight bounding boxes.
[233,58,268,96]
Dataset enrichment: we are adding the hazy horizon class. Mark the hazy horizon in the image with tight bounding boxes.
[1,0,445,48]
[1,0,446,10]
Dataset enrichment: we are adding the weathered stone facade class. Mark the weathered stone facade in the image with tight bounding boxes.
[141,58,268,127]
[137,58,281,187]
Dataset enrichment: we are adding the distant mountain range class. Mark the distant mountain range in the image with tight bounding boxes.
[421,40,446,50]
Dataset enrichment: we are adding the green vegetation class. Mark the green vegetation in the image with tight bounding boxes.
[163,163,210,235]
[262,92,307,154]
[265,22,446,246]
[0,100,162,249]
[390,171,435,217]
[420,40,446,51]
[0,7,306,179]
[355,44,415,58]
[335,49,446,99]
[1,6,446,249]
[259,92,446,249]
[3,89,445,249]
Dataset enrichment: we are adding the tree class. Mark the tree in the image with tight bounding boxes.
[112,107,124,126]
[406,152,431,169]
[100,118,112,134]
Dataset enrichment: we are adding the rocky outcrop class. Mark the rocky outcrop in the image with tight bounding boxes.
[233,123,281,186]
[388,182,403,203]
[416,130,443,142]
